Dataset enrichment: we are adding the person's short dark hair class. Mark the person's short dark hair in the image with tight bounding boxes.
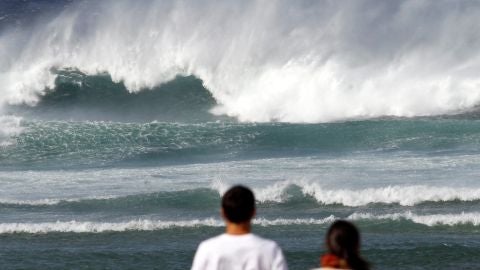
[221,185,255,223]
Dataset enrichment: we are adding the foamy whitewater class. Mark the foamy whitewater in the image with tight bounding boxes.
[3,0,480,122]
[1,1,480,269]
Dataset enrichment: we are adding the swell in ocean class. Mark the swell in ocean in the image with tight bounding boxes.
[1,212,479,235]
[1,1,480,270]
[0,181,479,235]
[2,182,480,207]
[2,116,480,169]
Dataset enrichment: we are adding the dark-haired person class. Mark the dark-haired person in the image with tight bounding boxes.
[191,185,288,270]
[314,220,369,270]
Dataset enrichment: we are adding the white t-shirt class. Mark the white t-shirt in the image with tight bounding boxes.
[191,233,288,270]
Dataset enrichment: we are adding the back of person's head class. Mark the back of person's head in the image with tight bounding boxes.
[326,220,369,270]
[221,185,255,224]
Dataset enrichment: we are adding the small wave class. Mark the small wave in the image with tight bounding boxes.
[0,195,119,206]
[213,180,480,206]
[254,217,337,226]
[0,198,74,206]
[1,176,480,212]
[349,211,480,226]
[301,183,480,207]
[0,218,222,234]
[4,181,480,208]
[0,217,337,234]
[1,212,478,234]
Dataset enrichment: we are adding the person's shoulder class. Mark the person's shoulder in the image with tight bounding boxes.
[197,234,224,248]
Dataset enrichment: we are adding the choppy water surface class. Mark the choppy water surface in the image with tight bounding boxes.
[1,1,480,269]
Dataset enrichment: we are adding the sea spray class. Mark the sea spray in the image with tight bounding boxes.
[213,180,480,206]
[0,115,23,146]
[1,2,480,269]
[2,0,480,122]
[349,211,480,227]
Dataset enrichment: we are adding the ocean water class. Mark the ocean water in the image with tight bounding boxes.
[1,1,480,269]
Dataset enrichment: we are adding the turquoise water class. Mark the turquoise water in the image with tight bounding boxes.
[1,93,480,269]
[2,1,480,269]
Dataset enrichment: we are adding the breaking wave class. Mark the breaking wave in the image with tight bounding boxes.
[0,217,336,234]
[3,182,480,208]
[2,0,480,122]
[350,211,480,227]
[1,212,478,234]
[6,71,220,122]
[213,180,480,206]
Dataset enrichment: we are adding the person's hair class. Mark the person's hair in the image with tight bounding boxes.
[326,220,370,270]
[221,185,255,223]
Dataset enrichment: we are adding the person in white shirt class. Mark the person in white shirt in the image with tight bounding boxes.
[191,185,288,270]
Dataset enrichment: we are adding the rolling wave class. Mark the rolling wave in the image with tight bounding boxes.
[6,71,220,122]
[350,211,480,227]
[0,218,223,234]
[2,1,480,122]
[298,184,480,207]
[215,181,480,206]
[0,217,338,234]
[2,182,480,208]
[1,212,478,234]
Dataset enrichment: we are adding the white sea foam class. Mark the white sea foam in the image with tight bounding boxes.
[0,198,72,206]
[349,211,480,226]
[2,1,480,122]
[211,179,293,203]
[0,219,223,234]
[213,180,480,206]
[0,195,119,206]
[300,183,480,206]
[3,176,480,207]
[0,212,477,234]
[254,216,336,226]
[0,217,338,234]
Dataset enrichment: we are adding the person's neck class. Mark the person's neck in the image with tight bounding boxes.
[225,221,251,235]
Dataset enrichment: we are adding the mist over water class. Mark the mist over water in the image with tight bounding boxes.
[2,0,480,122]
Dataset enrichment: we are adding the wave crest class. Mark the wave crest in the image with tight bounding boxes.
[3,181,480,207]
[1,212,478,234]
[350,211,480,227]
[2,1,480,122]
[301,183,480,207]
[213,180,480,206]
